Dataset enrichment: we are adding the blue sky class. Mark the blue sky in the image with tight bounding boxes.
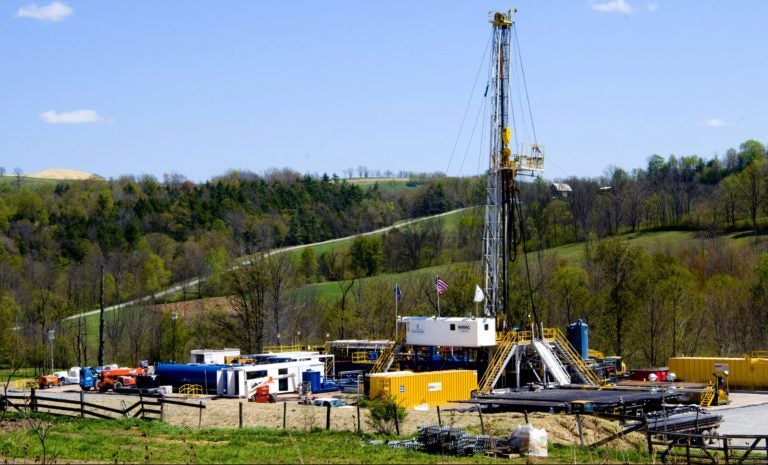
[1,1,766,182]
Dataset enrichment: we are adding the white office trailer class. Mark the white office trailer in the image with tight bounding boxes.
[189,348,241,364]
[217,352,334,398]
[400,316,497,348]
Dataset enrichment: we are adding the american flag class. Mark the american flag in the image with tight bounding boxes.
[395,284,402,302]
[435,277,448,295]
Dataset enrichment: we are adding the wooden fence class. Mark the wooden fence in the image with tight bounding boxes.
[1,389,204,422]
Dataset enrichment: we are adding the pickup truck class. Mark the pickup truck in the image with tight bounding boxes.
[312,398,352,409]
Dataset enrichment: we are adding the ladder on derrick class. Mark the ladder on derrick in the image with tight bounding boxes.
[369,331,406,374]
[478,331,519,393]
[546,328,602,386]
[700,385,715,407]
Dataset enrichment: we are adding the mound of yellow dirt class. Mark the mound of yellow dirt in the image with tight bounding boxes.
[26,169,100,180]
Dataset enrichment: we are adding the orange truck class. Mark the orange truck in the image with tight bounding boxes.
[38,374,60,389]
[97,367,146,392]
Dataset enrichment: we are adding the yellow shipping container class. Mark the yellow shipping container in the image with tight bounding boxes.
[669,357,768,390]
[368,370,478,409]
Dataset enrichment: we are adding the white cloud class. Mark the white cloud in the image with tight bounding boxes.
[40,109,103,124]
[15,2,72,22]
[592,0,634,14]
[703,118,732,128]
[645,3,658,12]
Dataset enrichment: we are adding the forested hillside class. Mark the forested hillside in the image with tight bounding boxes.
[2,138,768,371]
[0,170,481,370]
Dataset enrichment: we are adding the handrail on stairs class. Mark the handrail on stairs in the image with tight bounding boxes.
[369,331,406,374]
[548,328,601,386]
[478,331,518,393]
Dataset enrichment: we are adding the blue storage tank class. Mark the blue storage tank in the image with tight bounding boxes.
[566,320,589,360]
[154,363,228,393]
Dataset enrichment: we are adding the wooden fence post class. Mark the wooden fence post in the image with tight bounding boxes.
[283,402,287,430]
[80,391,85,418]
[576,414,584,446]
[437,405,442,427]
[30,388,36,412]
[198,401,203,428]
[356,402,361,434]
[393,405,400,436]
[325,404,331,430]
[239,402,243,429]
[646,428,653,456]
[478,406,485,435]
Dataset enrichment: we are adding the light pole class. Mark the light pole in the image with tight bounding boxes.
[171,311,178,363]
[297,330,301,349]
[277,333,281,349]
[47,329,55,374]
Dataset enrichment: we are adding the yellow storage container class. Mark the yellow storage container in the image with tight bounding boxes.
[669,357,768,390]
[368,370,477,409]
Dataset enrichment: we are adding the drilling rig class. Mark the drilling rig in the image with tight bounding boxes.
[482,9,544,329]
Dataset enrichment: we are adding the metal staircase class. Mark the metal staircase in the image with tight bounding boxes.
[700,385,715,407]
[478,331,519,393]
[545,328,602,386]
[369,331,406,374]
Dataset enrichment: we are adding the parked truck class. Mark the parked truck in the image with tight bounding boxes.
[79,367,100,391]
[97,367,145,392]
[38,373,60,389]
[79,366,145,392]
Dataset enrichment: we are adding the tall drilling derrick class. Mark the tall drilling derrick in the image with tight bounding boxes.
[482,9,544,328]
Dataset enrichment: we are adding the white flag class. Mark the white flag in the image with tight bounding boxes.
[473,284,485,303]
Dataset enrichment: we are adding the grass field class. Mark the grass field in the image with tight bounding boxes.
[0,413,652,464]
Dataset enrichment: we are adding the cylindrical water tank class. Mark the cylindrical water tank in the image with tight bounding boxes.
[154,363,228,393]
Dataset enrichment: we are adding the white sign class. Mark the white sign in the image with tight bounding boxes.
[427,382,442,392]
[714,363,729,372]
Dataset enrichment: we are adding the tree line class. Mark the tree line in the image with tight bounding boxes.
[3,137,768,371]
[0,170,479,372]
[194,141,768,365]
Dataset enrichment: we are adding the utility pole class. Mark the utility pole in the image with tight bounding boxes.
[47,329,55,374]
[98,263,105,366]
[171,311,178,363]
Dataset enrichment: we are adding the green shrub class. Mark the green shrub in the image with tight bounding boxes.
[365,395,407,436]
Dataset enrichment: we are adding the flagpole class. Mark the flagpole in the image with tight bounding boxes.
[436,276,440,317]
[395,284,399,341]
